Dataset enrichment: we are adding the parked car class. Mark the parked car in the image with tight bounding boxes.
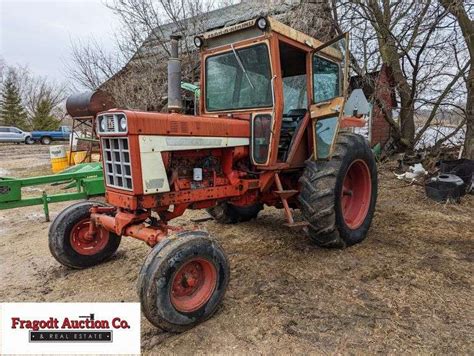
[0,126,34,144]
[31,126,71,145]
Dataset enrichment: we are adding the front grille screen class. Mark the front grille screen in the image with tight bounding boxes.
[102,137,133,190]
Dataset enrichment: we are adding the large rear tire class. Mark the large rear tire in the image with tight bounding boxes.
[138,231,230,332]
[48,201,121,268]
[298,132,377,248]
[207,202,262,224]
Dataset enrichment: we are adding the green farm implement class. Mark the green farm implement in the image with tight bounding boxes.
[0,163,105,221]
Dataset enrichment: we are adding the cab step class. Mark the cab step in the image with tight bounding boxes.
[274,189,299,199]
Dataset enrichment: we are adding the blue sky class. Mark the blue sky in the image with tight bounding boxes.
[0,0,119,82]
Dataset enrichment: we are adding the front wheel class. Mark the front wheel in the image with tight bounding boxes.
[299,132,378,248]
[25,136,34,145]
[138,231,230,332]
[48,201,121,268]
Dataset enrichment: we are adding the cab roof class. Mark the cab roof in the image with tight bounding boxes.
[199,16,343,61]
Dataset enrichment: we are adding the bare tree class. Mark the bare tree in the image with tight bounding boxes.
[66,38,123,91]
[439,0,473,159]
[2,62,68,128]
[23,75,68,120]
[0,57,7,85]
[66,0,233,109]
[335,0,470,153]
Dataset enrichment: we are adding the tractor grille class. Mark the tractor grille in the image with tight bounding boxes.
[102,137,133,190]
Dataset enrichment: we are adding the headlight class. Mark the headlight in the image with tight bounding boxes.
[119,116,127,131]
[100,117,107,132]
[256,17,268,30]
[194,36,203,48]
[97,113,127,134]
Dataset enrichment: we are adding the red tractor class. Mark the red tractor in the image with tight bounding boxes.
[49,17,377,332]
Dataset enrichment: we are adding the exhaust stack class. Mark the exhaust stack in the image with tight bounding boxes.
[167,35,182,113]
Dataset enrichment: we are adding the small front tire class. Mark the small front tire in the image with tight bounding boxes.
[25,136,34,145]
[138,231,230,332]
[48,201,121,269]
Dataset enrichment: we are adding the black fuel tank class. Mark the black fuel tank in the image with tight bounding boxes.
[66,90,116,118]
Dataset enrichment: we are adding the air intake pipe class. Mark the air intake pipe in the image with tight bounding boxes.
[167,35,182,113]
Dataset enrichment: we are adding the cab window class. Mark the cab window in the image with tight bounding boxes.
[313,55,340,103]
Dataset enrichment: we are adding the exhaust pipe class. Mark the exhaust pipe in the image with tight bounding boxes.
[167,35,182,113]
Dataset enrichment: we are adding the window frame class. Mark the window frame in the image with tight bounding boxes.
[251,113,274,165]
[311,53,342,104]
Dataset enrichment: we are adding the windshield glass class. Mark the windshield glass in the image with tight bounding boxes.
[205,44,273,111]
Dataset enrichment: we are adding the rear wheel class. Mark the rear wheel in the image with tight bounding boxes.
[41,136,52,145]
[299,132,377,248]
[138,231,230,332]
[48,201,121,268]
[207,202,262,224]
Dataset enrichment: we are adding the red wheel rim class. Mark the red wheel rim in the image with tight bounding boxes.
[70,218,109,256]
[170,258,217,313]
[341,159,372,229]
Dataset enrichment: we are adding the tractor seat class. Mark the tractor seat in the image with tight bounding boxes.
[281,108,307,132]
[282,109,307,122]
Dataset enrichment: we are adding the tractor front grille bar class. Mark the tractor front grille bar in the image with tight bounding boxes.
[102,137,133,190]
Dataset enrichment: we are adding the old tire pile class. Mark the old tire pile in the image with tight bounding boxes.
[426,159,474,202]
[425,174,465,203]
[440,159,474,193]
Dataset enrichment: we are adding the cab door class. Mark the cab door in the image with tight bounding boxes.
[310,33,349,159]
[10,128,24,142]
[0,128,9,142]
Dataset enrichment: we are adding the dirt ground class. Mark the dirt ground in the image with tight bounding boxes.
[1,143,473,354]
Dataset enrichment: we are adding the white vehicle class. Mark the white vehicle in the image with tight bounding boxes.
[0,126,34,144]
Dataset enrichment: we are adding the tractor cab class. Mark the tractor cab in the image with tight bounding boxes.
[195,17,351,168]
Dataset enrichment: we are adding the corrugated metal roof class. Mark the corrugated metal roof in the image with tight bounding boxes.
[101,1,299,89]
[135,1,297,59]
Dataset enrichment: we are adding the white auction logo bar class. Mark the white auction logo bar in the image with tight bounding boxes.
[0,303,141,354]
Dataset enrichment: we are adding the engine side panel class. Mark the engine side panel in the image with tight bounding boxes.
[139,135,250,194]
